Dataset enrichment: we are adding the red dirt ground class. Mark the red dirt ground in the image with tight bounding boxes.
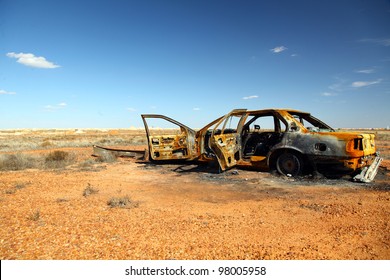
[1,147,389,260]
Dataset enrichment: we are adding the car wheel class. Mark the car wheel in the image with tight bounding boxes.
[276,152,303,177]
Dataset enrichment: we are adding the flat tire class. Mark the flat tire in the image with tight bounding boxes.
[276,152,303,177]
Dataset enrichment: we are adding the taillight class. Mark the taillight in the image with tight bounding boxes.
[354,138,363,150]
[346,138,363,152]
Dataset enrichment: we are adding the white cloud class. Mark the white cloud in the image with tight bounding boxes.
[0,89,16,95]
[127,107,137,112]
[44,105,56,111]
[193,107,201,111]
[351,79,382,88]
[359,38,390,47]
[7,52,60,69]
[321,92,337,97]
[328,76,348,92]
[270,46,287,53]
[44,102,67,111]
[355,69,375,74]
[379,39,390,46]
[242,95,259,100]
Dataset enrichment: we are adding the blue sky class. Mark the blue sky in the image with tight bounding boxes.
[1,0,389,129]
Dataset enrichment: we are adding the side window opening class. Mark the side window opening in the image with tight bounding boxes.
[244,115,286,133]
[242,115,285,158]
[144,118,185,137]
[214,115,242,135]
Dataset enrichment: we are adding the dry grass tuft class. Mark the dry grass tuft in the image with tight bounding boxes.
[83,184,99,197]
[107,196,139,209]
[0,151,77,171]
[0,153,39,171]
[56,198,69,203]
[28,210,41,221]
[45,150,69,162]
[44,150,75,169]
[95,151,117,163]
[4,189,16,195]
[4,182,29,194]
[15,183,27,190]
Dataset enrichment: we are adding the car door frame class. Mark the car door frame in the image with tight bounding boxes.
[141,114,198,161]
[208,109,248,171]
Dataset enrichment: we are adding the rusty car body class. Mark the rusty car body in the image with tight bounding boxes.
[138,109,382,182]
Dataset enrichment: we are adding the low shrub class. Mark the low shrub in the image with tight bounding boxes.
[45,150,69,162]
[3,182,28,194]
[28,210,40,221]
[41,140,53,148]
[107,196,139,209]
[95,151,117,163]
[56,198,69,203]
[15,182,27,190]
[4,189,16,194]
[83,184,99,197]
[0,153,38,171]
[44,150,75,169]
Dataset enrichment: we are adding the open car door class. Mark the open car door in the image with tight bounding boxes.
[141,114,199,161]
[209,109,247,171]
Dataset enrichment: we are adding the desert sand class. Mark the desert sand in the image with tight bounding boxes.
[0,129,389,259]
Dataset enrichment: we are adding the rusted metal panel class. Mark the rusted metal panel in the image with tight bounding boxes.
[210,133,240,170]
[92,145,148,160]
[148,134,192,160]
[141,114,198,161]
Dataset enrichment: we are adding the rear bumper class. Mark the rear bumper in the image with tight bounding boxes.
[309,153,382,181]
[353,155,383,183]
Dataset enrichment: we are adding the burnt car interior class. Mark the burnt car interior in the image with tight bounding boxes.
[203,131,216,158]
[241,113,285,159]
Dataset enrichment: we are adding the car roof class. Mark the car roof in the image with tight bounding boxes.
[236,108,310,115]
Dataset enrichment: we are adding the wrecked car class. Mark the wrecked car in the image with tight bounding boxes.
[95,109,382,182]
